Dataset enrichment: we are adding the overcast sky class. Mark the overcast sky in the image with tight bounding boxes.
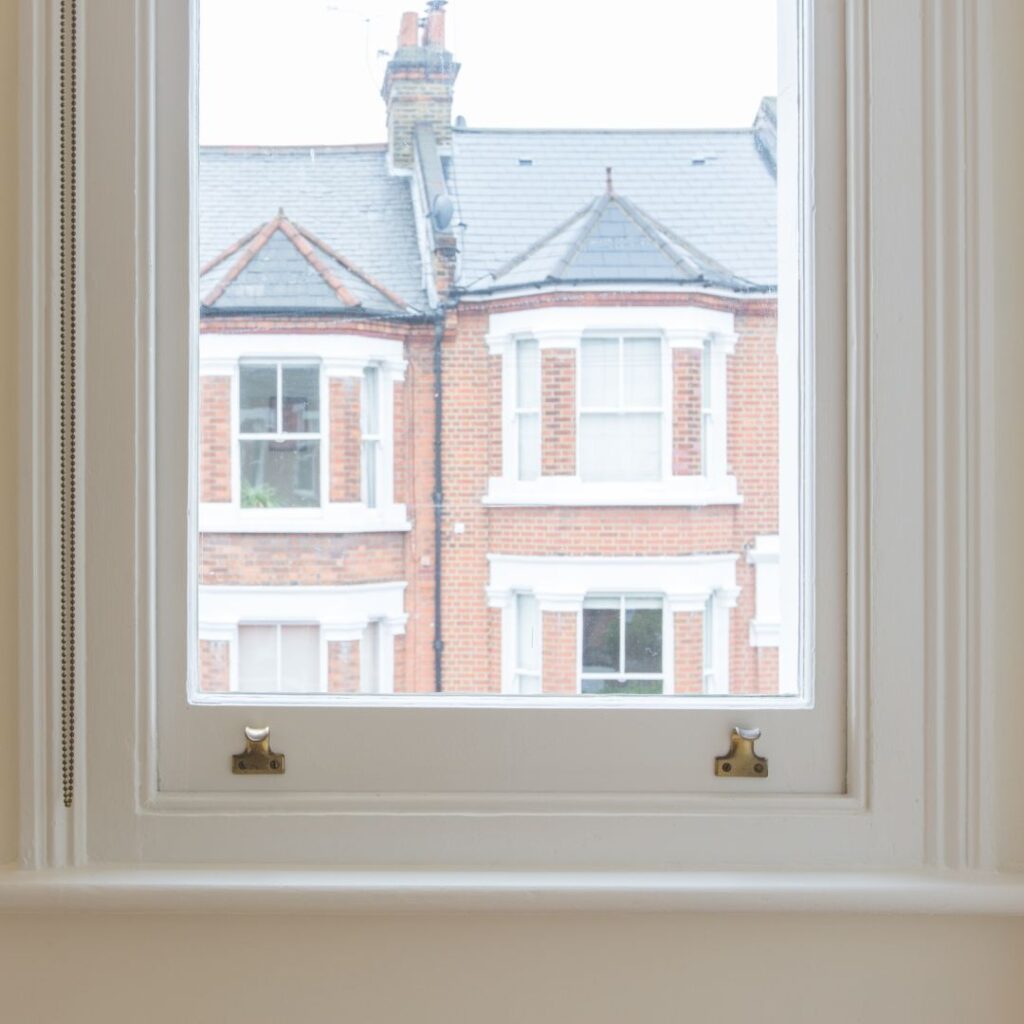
[199,0,778,145]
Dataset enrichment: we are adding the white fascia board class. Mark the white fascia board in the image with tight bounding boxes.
[198,502,410,534]
[199,333,407,378]
[199,582,407,632]
[484,476,741,508]
[488,554,737,608]
[484,305,737,354]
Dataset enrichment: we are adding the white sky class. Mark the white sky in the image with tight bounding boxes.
[199,0,778,145]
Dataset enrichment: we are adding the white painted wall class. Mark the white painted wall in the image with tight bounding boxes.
[2,2,1024,1019]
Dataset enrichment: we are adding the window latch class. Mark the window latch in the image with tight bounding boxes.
[232,726,285,775]
[714,727,768,778]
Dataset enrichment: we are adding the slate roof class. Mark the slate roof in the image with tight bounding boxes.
[449,127,777,292]
[481,176,757,292]
[200,211,411,316]
[199,146,428,314]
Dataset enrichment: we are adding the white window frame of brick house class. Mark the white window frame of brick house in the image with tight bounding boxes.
[488,554,738,699]
[17,0,1024,915]
[486,308,737,506]
[198,334,409,534]
[197,583,407,697]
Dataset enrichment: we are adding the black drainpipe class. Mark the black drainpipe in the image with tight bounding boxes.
[432,309,445,692]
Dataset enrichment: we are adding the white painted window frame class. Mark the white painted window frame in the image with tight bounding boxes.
[579,596,668,696]
[235,622,323,695]
[16,0,1018,908]
[490,554,737,699]
[486,306,739,506]
[236,358,324,510]
[199,333,408,533]
[197,582,407,700]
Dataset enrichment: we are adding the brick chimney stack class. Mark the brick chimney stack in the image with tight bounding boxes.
[381,3,460,171]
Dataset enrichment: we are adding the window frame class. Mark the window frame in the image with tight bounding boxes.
[17,0,1010,895]
[578,595,668,696]
[576,334,668,485]
[198,333,409,534]
[236,357,324,512]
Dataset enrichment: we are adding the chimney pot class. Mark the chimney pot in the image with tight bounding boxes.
[424,6,446,48]
[397,11,418,48]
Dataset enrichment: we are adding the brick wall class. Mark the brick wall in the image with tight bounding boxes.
[327,640,360,693]
[200,375,231,502]
[673,611,704,694]
[672,348,703,475]
[199,533,404,586]
[541,348,576,476]
[330,377,361,503]
[198,638,229,693]
[542,611,577,695]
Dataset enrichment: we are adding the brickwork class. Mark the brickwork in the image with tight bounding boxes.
[672,348,703,475]
[199,533,404,586]
[542,611,578,694]
[200,375,231,503]
[541,348,576,476]
[382,69,458,169]
[330,377,361,503]
[197,294,780,697]
[327,639,360,694]
[673,611,705,694]
[199,638,230,694]
[393,379,408,504]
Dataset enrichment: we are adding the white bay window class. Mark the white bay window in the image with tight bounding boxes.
[486,306,738,506]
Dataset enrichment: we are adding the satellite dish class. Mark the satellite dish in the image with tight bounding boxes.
[432,193,454,231]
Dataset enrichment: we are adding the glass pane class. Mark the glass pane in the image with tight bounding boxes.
[578,413,621,482]
[362,440,378,508]
[362,621,380,694]
[362,366,380,435]
[623,338,661,407]
[518,413,540,481]
[625,605,662,672]
[240,439,320,507]
[581,678,663,696]
[282,364,319,433]
[580,337,619,408]
[582,606,620,674]
[516,338,539,409]
[239,364,277,433]
[621,413,661,480]
[279,625,320,692]
[196,1,796,702]
[237,625,277,692]
[516,594,540,672]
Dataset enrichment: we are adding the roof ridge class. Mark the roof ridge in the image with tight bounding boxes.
[292,220,409,311]
[552,193,609,280]
[201,215,280,308]
[277,217,360,307]
[616,195,753,286]
[485,201,595,284]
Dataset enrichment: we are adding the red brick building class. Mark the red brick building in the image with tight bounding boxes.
[196,5,782,698]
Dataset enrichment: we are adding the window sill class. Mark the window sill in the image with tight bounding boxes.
[198,502,411,534]
[1,865,1023,914]
[483,476,741,508]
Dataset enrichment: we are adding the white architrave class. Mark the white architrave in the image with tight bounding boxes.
[17,0,1016,901]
